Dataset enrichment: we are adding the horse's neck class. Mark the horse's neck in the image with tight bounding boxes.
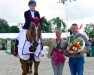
[26,31,31,42]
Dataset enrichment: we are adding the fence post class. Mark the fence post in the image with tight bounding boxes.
[6,39,11,54]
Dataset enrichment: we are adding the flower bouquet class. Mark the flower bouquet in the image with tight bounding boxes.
[67,37,84,53]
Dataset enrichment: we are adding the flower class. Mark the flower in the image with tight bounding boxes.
[67,37,83,53]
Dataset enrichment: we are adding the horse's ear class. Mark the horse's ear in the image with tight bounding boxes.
[40,16,45,21]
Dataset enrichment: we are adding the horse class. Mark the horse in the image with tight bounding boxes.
[13,17,44,75]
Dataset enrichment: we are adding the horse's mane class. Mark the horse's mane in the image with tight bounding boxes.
[26,22,41,42]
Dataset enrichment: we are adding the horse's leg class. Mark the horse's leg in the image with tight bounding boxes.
[34,61,40,75]
[28,54,35,74]
[20,58,29,75]
[28,60,33,74]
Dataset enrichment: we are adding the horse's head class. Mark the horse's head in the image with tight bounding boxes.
[26,17,45,52]
[26,17,42,42]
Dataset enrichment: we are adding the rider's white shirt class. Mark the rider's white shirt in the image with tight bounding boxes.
[30,10,34,18]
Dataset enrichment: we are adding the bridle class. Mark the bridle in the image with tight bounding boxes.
[26,17,42,52]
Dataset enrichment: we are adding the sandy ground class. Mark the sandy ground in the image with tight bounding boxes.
[0,50,94,75]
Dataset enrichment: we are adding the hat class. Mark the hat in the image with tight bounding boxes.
[28,0,37,6]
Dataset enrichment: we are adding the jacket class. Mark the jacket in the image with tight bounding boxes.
[23,10,40,29]
[45,38,67,58]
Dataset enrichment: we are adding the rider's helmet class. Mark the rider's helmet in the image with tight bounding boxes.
[28,0,37,6]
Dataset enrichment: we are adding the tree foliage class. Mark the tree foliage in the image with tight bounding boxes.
[0,17,66,33]
[0,19,10,33]
[10,26,19,33]
[84,23,94,38]
[0,18,19,33]
[50,17,66,32]
[41,19,52,33]
[41,17,66,33]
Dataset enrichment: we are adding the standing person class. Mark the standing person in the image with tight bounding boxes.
[47,29,67,75]
[67,23,91,75]
[23,0,40,29]
[91,38,94,56]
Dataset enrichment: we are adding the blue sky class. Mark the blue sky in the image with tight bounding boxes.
[0,0,94,27]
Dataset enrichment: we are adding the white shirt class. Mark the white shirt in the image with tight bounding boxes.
[30,10,34,18]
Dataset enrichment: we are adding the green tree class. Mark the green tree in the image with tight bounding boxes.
[0,40,7,50]
[84,23,94,38]
[50,17,66,32]
[41,19,52,33]
[10,26,19,33]
[0,18,10,33]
